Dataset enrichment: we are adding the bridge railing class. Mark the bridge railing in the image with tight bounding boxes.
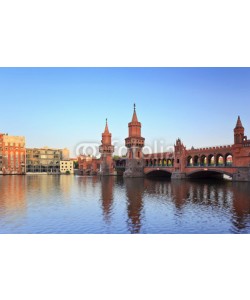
[145,165,173,168]
[186,163,233,168]
[187,145,233,152]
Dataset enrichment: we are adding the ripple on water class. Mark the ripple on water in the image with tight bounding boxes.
[0,176,250,234]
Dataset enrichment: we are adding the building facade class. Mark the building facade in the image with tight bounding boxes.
[60,160,74,174]
[0,133,26,175]
[26,147,70,173]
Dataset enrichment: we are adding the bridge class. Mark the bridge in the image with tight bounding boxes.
[82,106,250,181]
[113,141,250,181]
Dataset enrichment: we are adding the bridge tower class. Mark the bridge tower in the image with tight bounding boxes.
[172,138,187,179]
[124,104,145,177]
[234,116,245,145]
[99,119,115,176]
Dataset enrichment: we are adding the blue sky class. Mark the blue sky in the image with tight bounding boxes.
[0,68,250,156]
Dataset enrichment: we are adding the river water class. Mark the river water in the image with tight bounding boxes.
[0,175,250,234]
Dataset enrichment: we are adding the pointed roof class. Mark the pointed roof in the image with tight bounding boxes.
[132,103,138,123]
[104,118,110,134]
[235,116,243,128]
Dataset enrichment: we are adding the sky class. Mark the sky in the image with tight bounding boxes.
[0,67,250,157]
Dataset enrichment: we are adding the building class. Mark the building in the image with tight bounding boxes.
[26,147,70,173]
[60,160,74,174]
[99,119,115,176]
[124,104,145,177]
[78,155,100,175]
[61,148,70,160]
[0,133,26,175]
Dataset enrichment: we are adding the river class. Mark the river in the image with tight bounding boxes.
[0,175,250,234]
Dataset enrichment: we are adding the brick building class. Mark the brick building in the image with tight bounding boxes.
[0,133,26,175]
[78,155,100,175]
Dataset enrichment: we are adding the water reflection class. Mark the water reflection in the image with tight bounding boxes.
[125,178,145,234]
[0,176,27,212]
[98,177,250,233]
[231,183,250,233]
[0,175,250,233]
[100,177,114,224]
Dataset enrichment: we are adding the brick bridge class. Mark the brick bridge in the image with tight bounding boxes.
[143,148,237,179]
[80,105,250,181]
[115,113,250,181]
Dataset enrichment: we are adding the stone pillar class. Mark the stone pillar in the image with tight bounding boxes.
[124,158,145,178]
[233,167,250,182]
[171,172,187,180]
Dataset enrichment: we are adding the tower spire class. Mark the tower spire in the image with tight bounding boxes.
[234,116,245,144]
[132,103,138,123]
[104,118,109,134]
[236,116,243,128]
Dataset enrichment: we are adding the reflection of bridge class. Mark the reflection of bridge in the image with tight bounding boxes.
[96,176,250,233]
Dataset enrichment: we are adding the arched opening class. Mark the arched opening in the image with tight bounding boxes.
[225,154,233,166]
[187,170,232,180]
[158,159,162,166]
[145,160,149,167]
[193,155,199,167]
[146,170,172,178]
[167,159,172,167]
[162,159,167,166]
[153,159,157,167]
[200,155,207,166]
[208,154,215,166]
[216,154,224,166]
[187,156,193,167]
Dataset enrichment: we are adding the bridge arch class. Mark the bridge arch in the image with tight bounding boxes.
[200,155,207,166]
[187,169,233,179]
[167,159,173,166]
[225,153,233,166]
[145,169,172,178]
[187,156,193,167]
[193,155,199,166]
[208,154,215,166]
[216,154,224,166]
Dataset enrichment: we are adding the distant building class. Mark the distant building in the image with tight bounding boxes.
[0,133,26,175]
[60,160,74,174]
[62,148,70,160]
[26,147,70,173]
[78,155,100,175]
